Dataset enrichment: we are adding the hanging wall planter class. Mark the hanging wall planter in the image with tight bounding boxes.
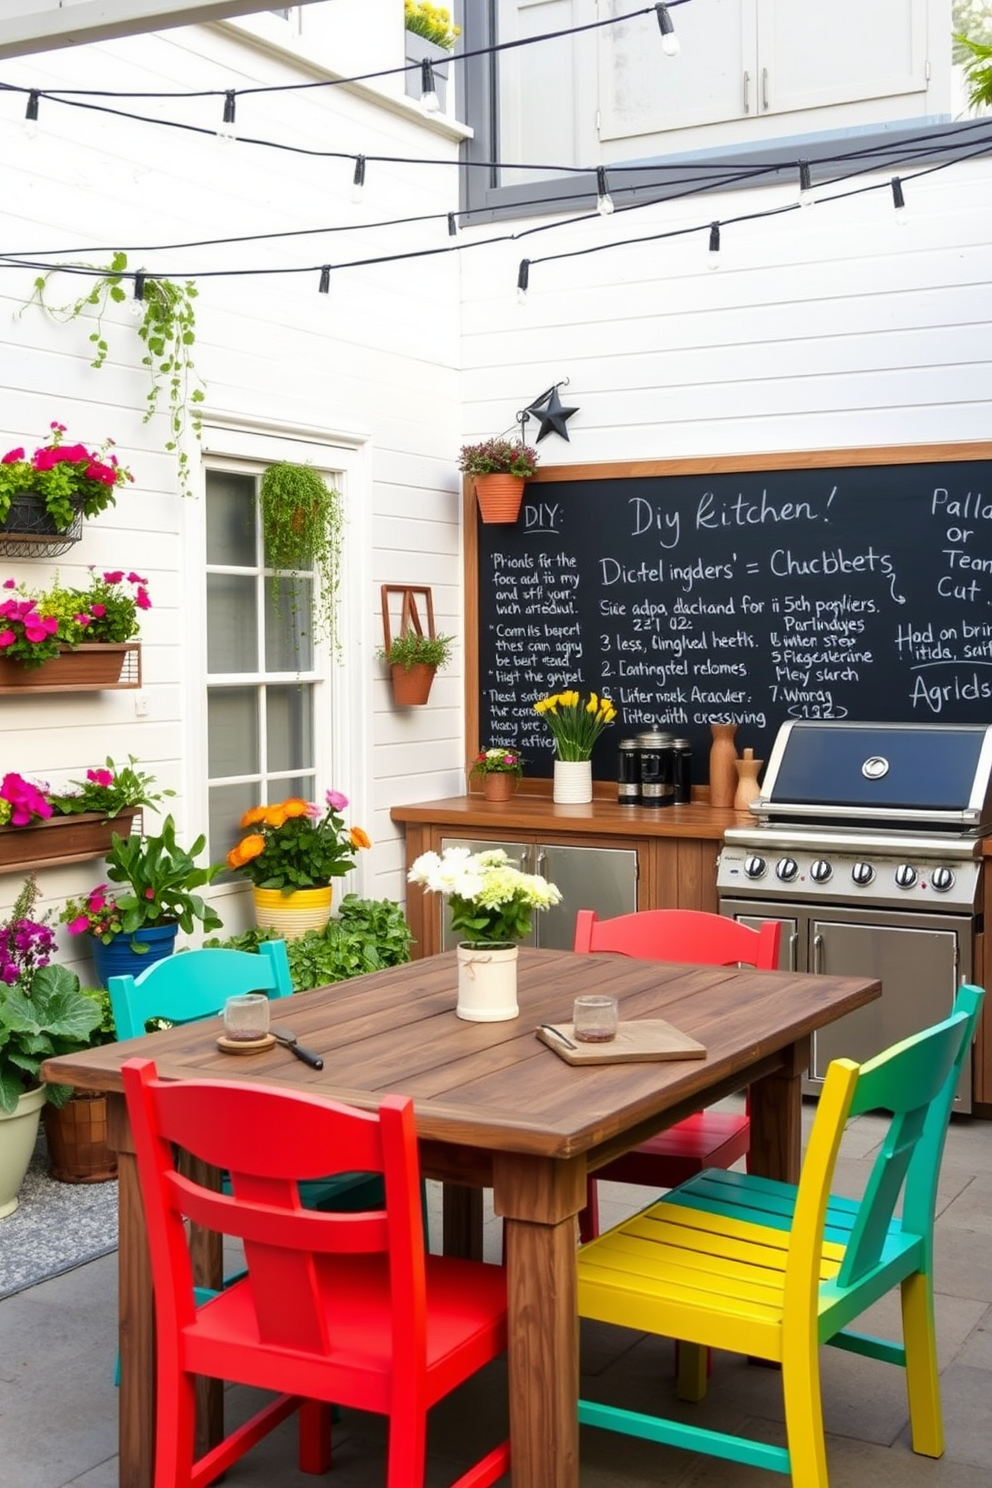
[379,585,454,707]
[0,808,138,876]
[0,642,140,692]
[472,473,527,524]
[0,493,83,558]
[458,437,539,525]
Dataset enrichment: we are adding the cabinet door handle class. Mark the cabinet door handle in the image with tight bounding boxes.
[743,70,750,113]
[812,932,824,973]
[537,849,547,875]
[761,67,769,110]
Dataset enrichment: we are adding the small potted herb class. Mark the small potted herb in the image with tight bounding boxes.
[469,747,524,803]
[457,437,539,523]
[378,629,455,706]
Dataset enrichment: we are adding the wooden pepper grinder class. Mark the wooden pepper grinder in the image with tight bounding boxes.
[708,723,738,809]
[734,747,764,812]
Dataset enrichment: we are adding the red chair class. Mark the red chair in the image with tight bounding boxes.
[573,908,782,1242]
[121,1057,509,1488]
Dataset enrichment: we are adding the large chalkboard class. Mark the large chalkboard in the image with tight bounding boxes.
[468,447,992,786]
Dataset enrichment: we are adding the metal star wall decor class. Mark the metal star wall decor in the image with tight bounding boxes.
[520,381,580,442]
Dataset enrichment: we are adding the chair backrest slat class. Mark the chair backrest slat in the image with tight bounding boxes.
[109,941,293,1039]
[573,908,781,970]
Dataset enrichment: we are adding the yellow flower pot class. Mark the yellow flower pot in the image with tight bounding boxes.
[252,885,333,940]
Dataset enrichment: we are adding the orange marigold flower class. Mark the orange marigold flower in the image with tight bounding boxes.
[281,797,311,818]
[226,833,266,870]
[263,805,287,828]
[350,826,372,850]
[239,805,268,827]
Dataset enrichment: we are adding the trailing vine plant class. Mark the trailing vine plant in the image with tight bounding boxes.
[23,251,204,497]
[259,461,345,659]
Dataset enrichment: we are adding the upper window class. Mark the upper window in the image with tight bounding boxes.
[460,1,951,218]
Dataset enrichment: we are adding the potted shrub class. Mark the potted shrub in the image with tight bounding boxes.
[458,437,539,523]
[0,876,103,1215]
[0,421,134,555]
[259,462,344,656]
[60,814,223,986]
[42,984,119,1183]
[378,629,454,706]
[0,568,150,688]
[470,746,524,803]
[226,789,372,938]
[0,755,170,874]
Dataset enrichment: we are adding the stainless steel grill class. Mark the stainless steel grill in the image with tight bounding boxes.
[717,721,990,1110]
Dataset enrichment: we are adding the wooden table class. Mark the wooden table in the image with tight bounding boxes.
[42,948,880,1488]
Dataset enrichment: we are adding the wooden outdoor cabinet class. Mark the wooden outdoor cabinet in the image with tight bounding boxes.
[390,794,735,959]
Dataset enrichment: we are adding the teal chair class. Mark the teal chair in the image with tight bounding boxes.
[576,984,984,1487]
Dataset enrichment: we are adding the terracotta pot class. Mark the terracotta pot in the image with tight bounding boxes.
[0,809,137,875]
[43,1089,117,1183]
[390,662,436,706]
[473,474,526,524]
[253,884,333,939]
[482,772,516,802]
[0,643,138,692]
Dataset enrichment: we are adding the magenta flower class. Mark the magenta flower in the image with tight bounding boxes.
[0,772,54,826]
[65,915,91,936]
[325,789,349,811]
[87,768,114,788]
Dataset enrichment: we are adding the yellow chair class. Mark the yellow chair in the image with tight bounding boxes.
[577,984,984,1486]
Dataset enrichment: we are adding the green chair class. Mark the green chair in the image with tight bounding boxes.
[576,983,984,1487]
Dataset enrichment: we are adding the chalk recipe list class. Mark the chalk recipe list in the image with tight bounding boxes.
[474,458,992,783]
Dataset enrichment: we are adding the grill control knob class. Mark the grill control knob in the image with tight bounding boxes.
[744,854,766,879]
[809,859,832,884]
[894,863,918,889]
[851,861,875,887]
[930,866,955,893]
[776,856,799,883]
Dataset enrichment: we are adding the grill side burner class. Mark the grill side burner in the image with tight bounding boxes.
[717,722,989,1112]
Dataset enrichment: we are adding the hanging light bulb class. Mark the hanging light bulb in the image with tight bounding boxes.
[655,5,681,57]
[891,175,909,228]
[350,155,366,204]
[217,90,236,144]
[318,265,331,295]
[420,59,440,114]
[708,221,721,270]
[129,271,147,320]
[447,212,459,237]
[517,259,530,306]
[595,166,615,216]
[23,90,40,141]
[798,159,814,209]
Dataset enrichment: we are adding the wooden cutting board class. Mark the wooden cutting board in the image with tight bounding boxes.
[536,1019,707,1065]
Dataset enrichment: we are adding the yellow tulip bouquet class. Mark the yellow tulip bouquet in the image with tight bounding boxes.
[533,689,617,761]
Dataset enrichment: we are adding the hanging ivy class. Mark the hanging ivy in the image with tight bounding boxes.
[24,251,204,497]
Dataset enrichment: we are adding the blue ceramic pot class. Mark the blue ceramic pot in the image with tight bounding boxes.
[90,923,179,988]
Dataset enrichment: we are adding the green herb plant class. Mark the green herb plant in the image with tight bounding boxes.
[24,252,204,496]
[378,630,455,672]
[206,894,413,989]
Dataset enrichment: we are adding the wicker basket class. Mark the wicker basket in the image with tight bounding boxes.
[42,1091,118,1183]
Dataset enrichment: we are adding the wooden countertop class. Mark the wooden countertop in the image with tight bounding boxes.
[390,792,748,840]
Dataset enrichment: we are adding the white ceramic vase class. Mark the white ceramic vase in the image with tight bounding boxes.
[456,942,519,1022]
[553,759,593,804]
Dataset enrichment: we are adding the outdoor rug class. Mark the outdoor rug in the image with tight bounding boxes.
[0,1134,118,1299]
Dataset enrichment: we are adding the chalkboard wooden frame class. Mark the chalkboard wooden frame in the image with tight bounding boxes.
[464,442,992,789]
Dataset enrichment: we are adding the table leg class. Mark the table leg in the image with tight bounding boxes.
[494,1152,585,1488]
[748,1034,810,1183]
[110,1100,154,1488]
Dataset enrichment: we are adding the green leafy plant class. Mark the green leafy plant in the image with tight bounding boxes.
[48,755,172,820]
[24,252,204,497]
[956,32,992,105]
[226,790,371,892]
[457,438,539,477]
[259,462,344,654]
[0,421,133,528]
[61,814,223,943]
[378,630,455,672]
[405,1,460,49]
[205,893,413,989]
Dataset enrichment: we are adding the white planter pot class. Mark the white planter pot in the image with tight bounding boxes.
[456,942,519,1022]
[553,759,593,804]
[0,1084,47,1219]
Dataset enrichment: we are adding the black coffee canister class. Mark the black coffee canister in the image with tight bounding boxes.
[617,738,641,804]
[671,737,693,804]
[637,730,675,807]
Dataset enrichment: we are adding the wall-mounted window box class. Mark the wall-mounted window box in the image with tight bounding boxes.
[0,808,138,875]
[0,643,141,693]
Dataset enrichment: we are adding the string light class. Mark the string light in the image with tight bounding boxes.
[655,5,681,56]
[448,212,459,236]
[798,159,814,208]
[350,154,366,204]
[23,90,40,139]
[596,166,615,216]
[217,90,236,143]
[891,175,909,227]
[318,264,331,294]
[517,259,530,305]
[708,221,721,268]
[420,59,440,115]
